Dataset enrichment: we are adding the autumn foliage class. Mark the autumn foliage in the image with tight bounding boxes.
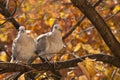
[0,0,120,80]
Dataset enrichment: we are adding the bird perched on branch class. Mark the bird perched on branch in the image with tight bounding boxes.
[11,26,36,64]
[5,26,36,80]
[35,24,65,59]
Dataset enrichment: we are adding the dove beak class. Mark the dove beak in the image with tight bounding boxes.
[58,28,62,32]
[21,30,25,33]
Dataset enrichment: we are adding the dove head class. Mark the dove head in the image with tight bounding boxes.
[19,26,25,33]
[52,24,62,32]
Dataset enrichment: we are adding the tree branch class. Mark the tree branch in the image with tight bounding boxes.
[79,10,120,34]
[0,1,20,29]
[71,0,120,58]
[0,62,34,74]
[0,54,120,74]
[63,0,103,40]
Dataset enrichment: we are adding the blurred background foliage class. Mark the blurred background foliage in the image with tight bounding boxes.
[0,0,120,80]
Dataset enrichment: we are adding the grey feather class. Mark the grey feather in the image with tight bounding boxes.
[35,24,64,58]
[36,34,47,52]
[11,26,36,63]
[7,26,36,80]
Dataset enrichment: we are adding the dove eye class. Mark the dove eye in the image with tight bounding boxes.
[54,26,58,29]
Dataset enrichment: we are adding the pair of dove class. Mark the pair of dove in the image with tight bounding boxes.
[10,24,64,63]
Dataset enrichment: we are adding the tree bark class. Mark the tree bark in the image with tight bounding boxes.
[71,0,120,58]
[0,1,20,29]
[0,54,120,74]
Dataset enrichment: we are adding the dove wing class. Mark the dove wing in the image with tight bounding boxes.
[36,33,49,53]
[11,38,22,62]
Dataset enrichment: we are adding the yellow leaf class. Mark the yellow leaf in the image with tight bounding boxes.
[95,62,104,71]
[18,74,25,80]
[0,19,5,24]
[104,66,114,79]
[78,62,90,80]
[73,43,82,52]
[67,71,75,77]
[0,27,7,39]
[68,43,72,50]
[0,75,3,79]
[77,58,96,79]
[48,18,56,27]
[53,54,59,61]
[0,34,7,42]
[79,75,88,80]
[93,72,106,80]
[82,44,100,54]
[18,14,25,23]
[84,58,96,77]
[60,54,69,61]
[0,51,7,61]
[60,12,68,18]
[113,5,120,14]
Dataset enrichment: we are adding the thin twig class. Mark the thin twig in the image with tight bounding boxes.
[6,0,10,9]
[110,68,118,80]
[11,0,17,17]
[0,1,20,29]
[106,10,120,21]
[0,0,18,27]
[1,47,11,60]
[78,9,120,35]
[63,0,103,40]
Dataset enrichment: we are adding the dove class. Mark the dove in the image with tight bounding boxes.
[11,26,36,64]
[35,24,65,59]
[6,26,37,80]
